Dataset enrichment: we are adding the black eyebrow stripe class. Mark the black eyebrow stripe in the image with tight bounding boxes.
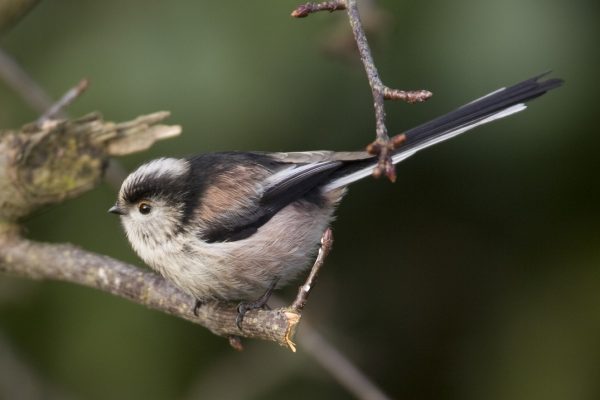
[122,174,188,205]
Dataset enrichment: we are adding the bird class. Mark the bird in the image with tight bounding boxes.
[109,74,563,327]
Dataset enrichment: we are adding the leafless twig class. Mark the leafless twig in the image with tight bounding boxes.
[292,0,432,181]
[37,78,89,128]
[345,0,431,181]
[291,228,333,311]
[291,1,346,18]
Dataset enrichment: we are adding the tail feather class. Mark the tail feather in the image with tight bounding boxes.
[402,73,563,148]
[324,74,563,191]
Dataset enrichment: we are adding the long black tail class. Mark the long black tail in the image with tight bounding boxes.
[325,73,563,190]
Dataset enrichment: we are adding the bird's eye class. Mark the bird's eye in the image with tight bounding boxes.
[138,202,152,215]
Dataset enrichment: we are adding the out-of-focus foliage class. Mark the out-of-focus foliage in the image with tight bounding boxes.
[0,1,598,399]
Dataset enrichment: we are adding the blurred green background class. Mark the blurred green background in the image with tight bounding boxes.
[0,0,598,399]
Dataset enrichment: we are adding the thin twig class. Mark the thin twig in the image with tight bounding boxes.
[291,1,346,18]
[344,0,431,181]
[345,0,387,141]
[37,78,89,128]
[293,1,432,181]
[383,87,432,103]
[291,228,334,311]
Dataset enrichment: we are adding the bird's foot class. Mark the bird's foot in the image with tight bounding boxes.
[236,279,278,330]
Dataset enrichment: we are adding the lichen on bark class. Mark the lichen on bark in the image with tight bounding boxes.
[0,111,180,222]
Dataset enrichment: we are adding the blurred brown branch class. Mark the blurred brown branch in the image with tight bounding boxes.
[0,48,55,114]
[0,0,40,33]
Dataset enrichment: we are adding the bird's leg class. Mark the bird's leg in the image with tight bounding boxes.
[236,279,279,330]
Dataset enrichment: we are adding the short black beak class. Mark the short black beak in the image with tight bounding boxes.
[108,205,125,215]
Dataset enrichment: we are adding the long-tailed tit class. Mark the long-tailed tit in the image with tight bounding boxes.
[109,74,562,326]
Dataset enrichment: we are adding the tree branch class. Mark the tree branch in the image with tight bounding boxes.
[0,111,179,221]
[293,0,432,182]
[0,0,40,33]
[345,0,431,181]
[0,225,300,348]
[0,48,129,189]
[291,228,333,311]
[0,109,305,349]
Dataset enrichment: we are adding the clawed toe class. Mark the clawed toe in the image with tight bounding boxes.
[235,279,278,330]
[193,299,203,316]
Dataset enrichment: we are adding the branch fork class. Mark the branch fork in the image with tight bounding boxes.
[293,0,432,181]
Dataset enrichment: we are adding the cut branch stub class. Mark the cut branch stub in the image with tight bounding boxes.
[0,111,180,222]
